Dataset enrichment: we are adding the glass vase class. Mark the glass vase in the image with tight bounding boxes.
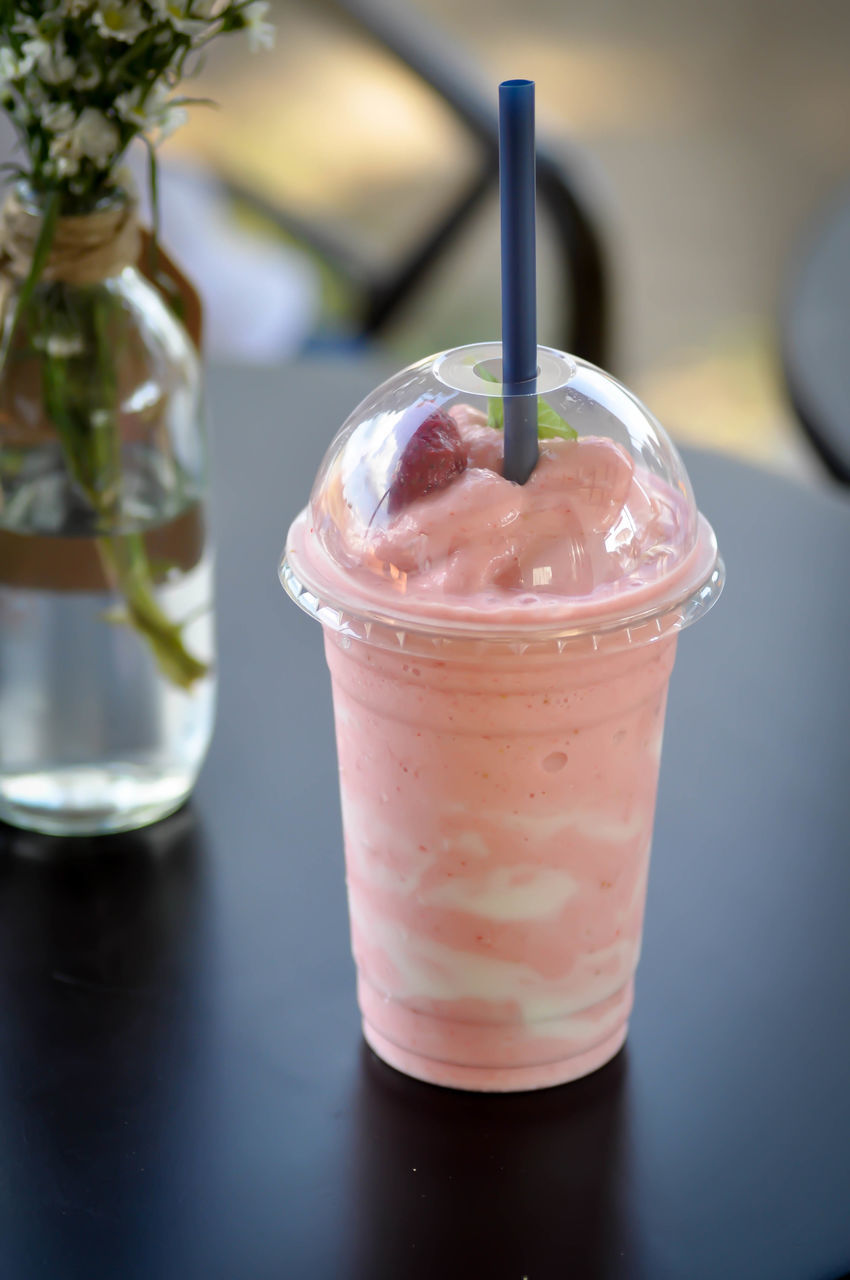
[0,214,215,837]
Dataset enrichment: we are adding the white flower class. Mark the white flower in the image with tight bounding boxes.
[241,1,274,51]
[0,0,273,192]
[113,85,144,123]
[40,101,76,133]
[50,107,120,175]
[46,137,80,179]
[148,0,210,38]
[0,44,35,81]
[22,77,47,110]
[36,0,91,17]
[20,38,50,65]
[0,48,21,86]
[74,62,101,91]
[115,81,187,141]
[22,37,75,85]
[155,103,187,139]
[92,2,149,43]
[10,15,39,37]
[187,0,228,16]
[71,107,121,165]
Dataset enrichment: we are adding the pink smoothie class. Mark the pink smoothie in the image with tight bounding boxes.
[285,405,718,1090]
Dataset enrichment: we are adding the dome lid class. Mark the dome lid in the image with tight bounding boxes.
[283,343,722,642]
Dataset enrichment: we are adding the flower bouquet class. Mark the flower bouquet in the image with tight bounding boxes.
[0,1,273,835]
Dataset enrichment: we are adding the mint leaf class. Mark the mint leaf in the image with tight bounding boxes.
[477,367,576,439]
[536,398,578,440]
[477,366,504,430]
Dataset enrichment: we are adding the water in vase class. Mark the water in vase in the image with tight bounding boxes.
[0,462,215,836]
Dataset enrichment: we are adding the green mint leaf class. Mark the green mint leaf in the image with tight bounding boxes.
[536,398,578,440]
[488,399,504,431]
[477,367,577,439]
[477,366,503,429]
[488,395,505,431]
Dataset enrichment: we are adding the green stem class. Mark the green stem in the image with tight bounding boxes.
[9,198,210,692]
[104,26,164,85]
[0,189,59,373]
[96,534,208,690]
[83,288,209,690]
[145,139,160,281]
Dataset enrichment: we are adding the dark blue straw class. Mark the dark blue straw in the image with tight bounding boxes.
[499,78,538,484]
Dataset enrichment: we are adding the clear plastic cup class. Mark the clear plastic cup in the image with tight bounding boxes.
[281,344,722,1091]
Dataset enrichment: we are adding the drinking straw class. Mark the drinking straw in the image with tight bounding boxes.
[499,78,539,484]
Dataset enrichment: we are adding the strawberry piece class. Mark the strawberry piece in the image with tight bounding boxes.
[387,407,466,515]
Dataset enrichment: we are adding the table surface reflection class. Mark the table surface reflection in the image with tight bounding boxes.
[1,362,849,1280]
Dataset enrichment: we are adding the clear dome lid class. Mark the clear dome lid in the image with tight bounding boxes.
[283,344,722,640]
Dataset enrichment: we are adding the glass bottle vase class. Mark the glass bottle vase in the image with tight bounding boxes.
[0,221,215,836]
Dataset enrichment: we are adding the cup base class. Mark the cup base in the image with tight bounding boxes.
[362,1017,628,1093]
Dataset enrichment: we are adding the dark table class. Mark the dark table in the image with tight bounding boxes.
[783,182,850,484]
[1,363,849,1280]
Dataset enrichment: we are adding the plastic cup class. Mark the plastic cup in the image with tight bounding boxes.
[281,344,722,1091]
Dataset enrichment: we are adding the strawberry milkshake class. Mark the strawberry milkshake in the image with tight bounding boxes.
[281,344,722,1091]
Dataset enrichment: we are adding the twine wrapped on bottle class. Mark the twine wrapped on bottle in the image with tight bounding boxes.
[0,187,201,342]
[0,188,140,285]
[0,188,203,593]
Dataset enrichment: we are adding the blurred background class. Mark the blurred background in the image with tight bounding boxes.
[112,0,850,473]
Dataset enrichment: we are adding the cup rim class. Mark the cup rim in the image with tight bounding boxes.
[280,508,724,657]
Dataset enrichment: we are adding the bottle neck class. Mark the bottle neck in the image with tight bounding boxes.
[1,183,140,287]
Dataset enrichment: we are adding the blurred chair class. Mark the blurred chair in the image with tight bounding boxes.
[781,182,850,486]
[220,0,613,366]
[130,154,321,363]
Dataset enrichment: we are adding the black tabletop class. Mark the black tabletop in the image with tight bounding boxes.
[783,182,850,484]
[1,362,849,1280]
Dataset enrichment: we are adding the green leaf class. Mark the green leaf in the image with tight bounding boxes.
[536,398,578,440]
[144,136,160,280]
[476,367,576,439]
[477,365,505,429]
